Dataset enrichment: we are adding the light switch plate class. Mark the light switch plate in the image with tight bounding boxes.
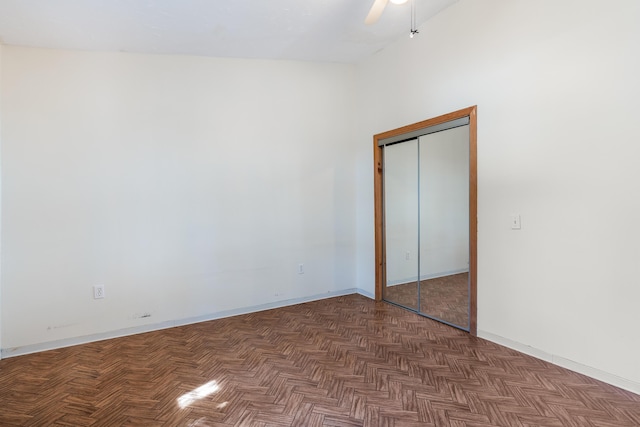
[511,214,521,230]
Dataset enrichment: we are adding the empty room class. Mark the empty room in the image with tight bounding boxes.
[0,0,639,425]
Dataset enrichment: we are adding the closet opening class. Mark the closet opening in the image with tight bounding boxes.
[373,106,477,335]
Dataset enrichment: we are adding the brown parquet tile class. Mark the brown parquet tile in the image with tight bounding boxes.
[0,294,639,426]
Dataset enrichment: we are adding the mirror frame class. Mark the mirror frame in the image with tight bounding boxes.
[373,106,477,336]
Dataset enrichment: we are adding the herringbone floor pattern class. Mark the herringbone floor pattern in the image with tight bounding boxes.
[1,294,638,426]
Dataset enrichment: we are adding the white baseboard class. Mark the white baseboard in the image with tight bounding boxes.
[1,288,361,359]
[387,268,469,287]
[478,330,640,395]
[356,288,375,299]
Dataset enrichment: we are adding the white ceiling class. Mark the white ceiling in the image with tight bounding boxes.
[0,0,457,63]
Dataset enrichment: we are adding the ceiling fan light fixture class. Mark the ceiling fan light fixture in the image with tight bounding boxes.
[364,0,409,26]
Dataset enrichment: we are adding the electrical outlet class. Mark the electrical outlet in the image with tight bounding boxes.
[93,285,105,299]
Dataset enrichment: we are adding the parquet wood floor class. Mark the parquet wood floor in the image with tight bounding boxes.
[1,294,638,426]
[384,273,469,327]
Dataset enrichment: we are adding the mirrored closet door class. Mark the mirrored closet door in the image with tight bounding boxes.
[380,112,475,332]
[418,126,469,328]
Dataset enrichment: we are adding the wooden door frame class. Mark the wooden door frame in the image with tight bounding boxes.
[373,106,477,336]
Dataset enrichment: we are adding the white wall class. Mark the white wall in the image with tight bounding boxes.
[419,127,469,277]
[0,43,3,359]
[384,139,419,285]
[355,0,640,390]
[1,46,357,352]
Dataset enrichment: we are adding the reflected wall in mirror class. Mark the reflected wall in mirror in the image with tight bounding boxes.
[383,139,419,310]
[374,106,477,334]
[419,126,469,328]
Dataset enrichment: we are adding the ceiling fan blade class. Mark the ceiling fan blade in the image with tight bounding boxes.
[365,0,389,25]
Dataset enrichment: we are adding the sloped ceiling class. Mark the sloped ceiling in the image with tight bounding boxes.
[0,0,458,63]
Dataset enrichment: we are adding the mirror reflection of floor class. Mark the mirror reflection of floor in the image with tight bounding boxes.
[384,272,469,328]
